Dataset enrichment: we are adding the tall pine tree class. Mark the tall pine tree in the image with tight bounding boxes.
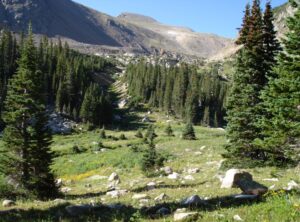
[224,0,279,165]
[255,1,300,165]
[0,25,57,199]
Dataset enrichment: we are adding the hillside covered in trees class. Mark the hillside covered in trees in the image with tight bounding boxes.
[0,29,116,128]
[125,61,229,127]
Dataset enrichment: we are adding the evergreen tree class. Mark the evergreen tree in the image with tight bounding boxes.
[255,2,300,165]
[165,124,174,137]
[0,25,57,199]
[145,125,157,141]
[135,129,143,138]
[225,0,280,165]
[182,123,196,140]
[236,3,251,45]
[140,140,164,175]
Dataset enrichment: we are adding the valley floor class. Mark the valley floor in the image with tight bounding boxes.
[0,112,299,221]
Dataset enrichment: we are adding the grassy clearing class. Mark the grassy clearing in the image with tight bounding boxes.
[0,113,299,221]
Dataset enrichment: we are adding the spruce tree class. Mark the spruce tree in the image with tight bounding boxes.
[140,140,164,175]
[255,2,300,165]
[165,124,174,137]
[182,123,196,140]
[0,25,57,199]
[224,0,278,165]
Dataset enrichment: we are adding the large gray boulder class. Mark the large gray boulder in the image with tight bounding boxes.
[221,169,253,188]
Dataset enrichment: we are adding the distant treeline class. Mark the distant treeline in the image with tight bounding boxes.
[0,30,115,127]
[125,61,229,127]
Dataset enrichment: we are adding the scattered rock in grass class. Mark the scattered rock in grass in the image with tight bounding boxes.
[233,214,243,221]
[87,175,107,181]
[61,187,72,193]
[168,172,180,180]
[185,148,191,152]
[162,166,173,175]
[286,180,299,191]
[147,182,156,190]
[174,209,199,221]
[106,190,128,198]
[184,175,195,181]
[56,178,63,187]
[65,204,94,216]
[181,195,206,207]
[132,194,150,200]
[156,207,171,216]
[85,184,92,188]
[269,184,276,190]
[2,200,15,207]
[108,172,120,182]
[155,193,169,201]
[221,169,253,188]
[194,152,203,155]
[263,178,279,182]
[187,168,200,174]
[101,148,107,152]
[200,146,206,150]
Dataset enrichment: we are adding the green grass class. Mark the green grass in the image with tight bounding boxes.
[0,114,299,221]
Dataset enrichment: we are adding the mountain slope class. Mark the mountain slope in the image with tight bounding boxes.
[0,0,233,58]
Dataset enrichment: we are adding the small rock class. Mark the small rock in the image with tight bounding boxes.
[56,178,63,187]
[85,184,92,188]
[194,152,203,155]
[168,172,180,180]
[269,184,276,190]
[286,180,299,191]
[132,194,150,200]
[162,166,173,175]
[156,207,171,216]
[187,168,200,174]
[174,211,199,221]
[2,200,15,207]
[155,193,169,201]
[61,187,72,193]
[181,195,206,207]
[184,175,195,181]
[106,190,128,198]
[147,182,156,190]
[200,146,206,150]
[233,214,243,221]
[108,172,119,182]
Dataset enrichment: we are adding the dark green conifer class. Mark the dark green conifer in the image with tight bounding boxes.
[182,123,196,140]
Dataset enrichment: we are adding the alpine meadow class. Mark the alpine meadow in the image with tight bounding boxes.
[0,0,299,221]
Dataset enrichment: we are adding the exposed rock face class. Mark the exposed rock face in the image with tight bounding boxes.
[0,0,233,59]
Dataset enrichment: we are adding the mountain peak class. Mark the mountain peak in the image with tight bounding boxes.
[118,12,158,23]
